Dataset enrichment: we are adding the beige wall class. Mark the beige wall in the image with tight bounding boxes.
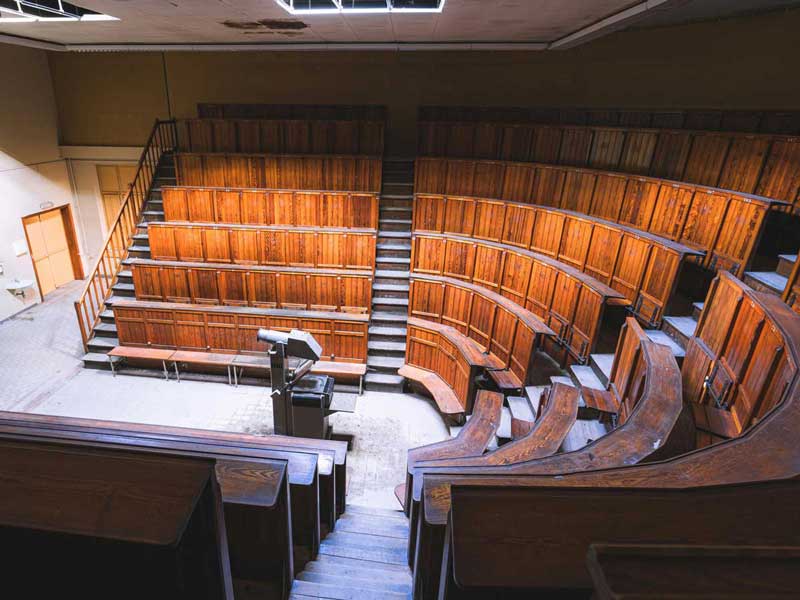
[46,9,800,155]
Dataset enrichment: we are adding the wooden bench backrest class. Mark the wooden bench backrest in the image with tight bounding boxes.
[411,233,626,363]
[147,222,376,271]
[685,272,799,443]
[405,317,501,413]
[414,194,699,324]
[132,259,372,314]
[175,153,382,193]
[162,186,379,230]
[409,274,552,386]
[177,118,385,156]
[113,300,369,364]
[415,157,786,275]
[417,123,800,209]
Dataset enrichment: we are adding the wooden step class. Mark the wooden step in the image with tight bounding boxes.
[296,571,411,596]
[291,579,407,600]
[323,531,407,552]
[311,553,410,574]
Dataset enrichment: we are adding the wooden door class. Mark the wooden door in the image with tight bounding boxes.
[22,206,81,298]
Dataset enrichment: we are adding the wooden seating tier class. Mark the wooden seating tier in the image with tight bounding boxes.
[0,439,233,598]
[411,234,627,364]
[176,117,385,156]
[417,275,800,597]
[162,186,379,229]
[402,318,504,418]
[414,194,702,324]
[409,274,553,389]
[418,106,800,134]
[113,300,369,364]
[175,153,382,193]
[417,123,800,209]
[147,222,376,271]
[415,157,788,275]
[131,259,373,314]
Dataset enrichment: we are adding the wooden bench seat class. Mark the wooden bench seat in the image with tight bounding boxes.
[107,346,174,380]
[311,361,367,394]
[399,365,463,418]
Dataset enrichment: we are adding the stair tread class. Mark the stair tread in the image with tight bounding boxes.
[376,256,411,264]
[373,283,410,292]
[376,243,412,251]
[375,269,410,279]
[379,219,412,225]
[551,375,575,387]
[570,365,605,391]
[590,354,614,382]
[118,269,132,279]
[82,352,120,363]
[112,282,135,291]
[496,406,512,439]
[562,419,608,453]
[646,328,687,357]
[301,564,410,584]
[323,531,407,551]
[524,385,547,415]
[778,254,797,262]
[368,340,406,351]
[373,296,409,305]
[745,270,788,292]
[507,395,535,422]
[128,245,150,252]
[89,336,118,348]
[94,322,118,333]
[312,553,410,573]
[367,355,405,368]
[368,326,407,336]
[662,316,698,338]
[296,572,411,595]
[100,309,115,320]
[364,372,405,385]
[291,580,407,600]
[692,301,705,311]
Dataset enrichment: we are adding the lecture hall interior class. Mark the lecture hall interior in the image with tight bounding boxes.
[1,0,800,597]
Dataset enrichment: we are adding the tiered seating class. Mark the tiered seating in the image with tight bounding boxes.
[407,272,800,598]
[415,157,785,276]
[177,117,385,156]
[147,222,376,270]
[162,186,379,229]
[0,410,351,598]
[132,260,373,313]
[419,105,800,134]
[411,233,627,364]
[417,121,800,210]
[175,153,382,192]
[414,194,702,325]
[408,275,553,390]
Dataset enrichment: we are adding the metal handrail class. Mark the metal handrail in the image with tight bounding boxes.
[74,119,177,351]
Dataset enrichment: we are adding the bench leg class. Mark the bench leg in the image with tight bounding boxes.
[161,360,170,381]
[109,356,116,377]
[173,362,181,383]
[359,375,363,395]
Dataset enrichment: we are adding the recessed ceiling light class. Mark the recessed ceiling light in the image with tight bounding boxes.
[0,1,118,23]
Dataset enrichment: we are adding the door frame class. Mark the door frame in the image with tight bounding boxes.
[21,204,84,300]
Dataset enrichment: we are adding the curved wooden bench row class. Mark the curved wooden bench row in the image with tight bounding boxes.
[177,117,385,156]
[411,233,628,364]
[147,221,376,271]
[420,278,800,597]
[131,259,373,314]
[418,106,800,134]
[414,194,702,324]
[402,318,503,419]
[176,152,382,193]
[416,122,800,209]
[409,274,553,390]
[415,157,790,275]
[113,300,369,364]
[162,186,379,230]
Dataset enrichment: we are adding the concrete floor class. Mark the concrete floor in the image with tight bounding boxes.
[0,280,449,509]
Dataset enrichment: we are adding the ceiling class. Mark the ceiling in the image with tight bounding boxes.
[0,0,798,50]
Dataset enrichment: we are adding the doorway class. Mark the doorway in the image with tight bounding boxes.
[22,205,84,299]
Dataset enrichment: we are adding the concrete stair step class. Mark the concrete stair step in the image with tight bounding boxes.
[117,269,133,280]
[589,354,614,387]
[301,563,410,588]
[377,231,412,240]
[344,505,407,520]
[377,242,412,252]
[364,372,405,391]
[744,270,788,295]
[296,572,411,596]
[507,395,536,424]
[373,283,410,294]
[368,340,406,353]
[375,269,410,279]
[333,515,409,539]
[777,254,797,278]
[570,365,606,391]
[104,295,127,307]
[312,552,410,574]
[367,355,404,371]
[82,352,118,369]
[94,322,118,337]
[141,210,164,222]
[646,327,688,358]
[562,419,608,453]
[372,297,409,310]
[368,325,407,338]
[524,385,547,416]
[111,282,135,296]
[291,579,407,600]
[371,311,408,324]
[87,336,118,353]
[377,256,411,265]
[99,309,116,323]
[496,406,512,440]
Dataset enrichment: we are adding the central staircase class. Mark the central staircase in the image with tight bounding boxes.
[365,159,415,393]
[291,505,412,599]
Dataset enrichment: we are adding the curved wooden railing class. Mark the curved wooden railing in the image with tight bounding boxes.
[74,119,177,351]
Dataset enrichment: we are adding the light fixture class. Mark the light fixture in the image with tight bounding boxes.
[0,0,118,23]
[275,0,445,15]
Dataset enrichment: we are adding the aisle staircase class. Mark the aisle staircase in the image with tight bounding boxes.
[81,155,175,370]
[365,159,415,393]
[291,504,412,599]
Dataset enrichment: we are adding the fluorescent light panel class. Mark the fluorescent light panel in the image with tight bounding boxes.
[276,0,445,15]
[0,0,118,22]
